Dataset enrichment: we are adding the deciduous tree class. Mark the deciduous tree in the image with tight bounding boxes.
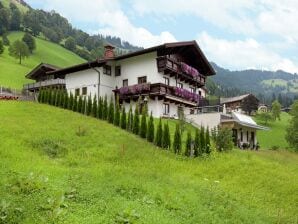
[286,100,298,151]
[272,100,281,121]
[22,33,36,53]
[9,40,30,64]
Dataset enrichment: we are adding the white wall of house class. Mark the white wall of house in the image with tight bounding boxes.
[186,112,221,129]
[236,127,257,147]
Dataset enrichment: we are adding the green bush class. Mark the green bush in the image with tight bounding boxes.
[32,139,68,158]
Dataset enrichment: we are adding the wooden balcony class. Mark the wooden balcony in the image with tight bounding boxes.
[23,78,65,91]
[114,83,202,107]
[156,56,206,87]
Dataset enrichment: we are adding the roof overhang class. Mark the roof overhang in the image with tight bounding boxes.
[25,63,60,80]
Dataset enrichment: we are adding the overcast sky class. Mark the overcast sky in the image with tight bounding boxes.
[26,0,298,74]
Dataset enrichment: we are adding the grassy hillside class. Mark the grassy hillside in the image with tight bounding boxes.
[0,32,86,89]
[255,112,291,150]
[0,101,297,223]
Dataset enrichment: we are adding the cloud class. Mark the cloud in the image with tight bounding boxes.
[197,32,298,73]
[27,0,177,47]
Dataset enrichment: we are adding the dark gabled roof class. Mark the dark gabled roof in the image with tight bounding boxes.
[220,94,259,105]
[46,41,215,77]
[115,41,216,76]
[26,63,60,80]
[47,59,107,76]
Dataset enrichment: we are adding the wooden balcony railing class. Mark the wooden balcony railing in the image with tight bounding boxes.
[156,56,206,87]
[114,83,202,106]
[23,78,65,90]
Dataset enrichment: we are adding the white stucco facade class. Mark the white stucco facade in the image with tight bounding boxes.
[64,50,205,118]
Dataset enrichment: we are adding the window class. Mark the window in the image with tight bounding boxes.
[247,131,249,142]
[82,87,87,95]
[164,77,169,85]
[75,88,80,96]
[240,131,243,141]
[198,90,202,96]
[115,66,121,76]
[163,103,170,115]
[138,76,147,84]
[190,87,195,93]
[177,82,183,88]
[103,65,111,76]
[123,79,128,87]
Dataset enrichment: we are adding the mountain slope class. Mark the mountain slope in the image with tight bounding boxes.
[210,63,298,100]
[0,31,86,89]
[0,101,297,223]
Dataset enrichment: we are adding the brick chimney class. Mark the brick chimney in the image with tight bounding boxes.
[104,44,115,59]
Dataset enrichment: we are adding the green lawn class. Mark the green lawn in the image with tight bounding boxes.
[0,31,85,89]
[0,101,297,223]
[255,112,291,150]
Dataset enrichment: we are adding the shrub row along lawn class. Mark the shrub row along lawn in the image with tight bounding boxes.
[0,101,297,223]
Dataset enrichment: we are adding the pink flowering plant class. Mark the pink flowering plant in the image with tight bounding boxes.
[119,83,150,95]
[174,87,200,102]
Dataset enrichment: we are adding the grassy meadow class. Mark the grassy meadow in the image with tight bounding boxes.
[0,32,85,89]
[255,112,291,150]
[0,101,297,223]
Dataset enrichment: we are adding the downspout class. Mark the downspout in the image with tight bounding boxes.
[88,62,101,102]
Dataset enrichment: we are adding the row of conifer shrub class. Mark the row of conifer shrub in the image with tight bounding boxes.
[38,88,233,156]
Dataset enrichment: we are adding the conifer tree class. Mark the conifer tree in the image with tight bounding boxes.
[185,131,192,157]
[38,89,42,102]
[77,95,83,113]
[147,112,155,143]
[173,124,182,154]
[205,127,211,154]
[68,92,74,110]
[59,90,64,108]
[92,95,97,117]
[86,94,92,116]
[155,118,163,147]
[120,106,127,129]
[114,96,120,126]
[97,96,103,119]
[200,126,206,154]
[63,91,68,109]
[140,109,147,138]
[44,89,49,104]
[127,104,133,132]
[103,95,108,120]
[82,97,87,114]
[73,95,78,112]
[162,122,171,150]
[51,89,56,105]
[133,104,140,134]
[194,128,200,157]
[56,89,61,107]
[108,96,114,123]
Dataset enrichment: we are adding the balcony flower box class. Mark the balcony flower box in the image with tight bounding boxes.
[119,83,150,95]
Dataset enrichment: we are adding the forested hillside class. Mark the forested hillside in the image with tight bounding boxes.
[208,63,298,106]
[0,0,142,61]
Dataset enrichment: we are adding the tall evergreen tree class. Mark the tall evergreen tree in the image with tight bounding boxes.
[97,96,103,119]
[82,97,87,114]
[108,97,114,123]
[63,91,68,109]
[139,109,147,138]
[114,96,120,126]
[92,94,97,117]
[44,89,49,104]
[103,95,108,120]
[37,89,43,102]
[155,118,163,147]
[132,104,140,134]
[127,104,133,132]
[200,126,206,154]
[185,131,192,157]
[68,92,74,110]
[173,124,182,154]
[77,95,83,113]
[205,127,211,154]
[194,129,200,157]
[51,89,56,105]
[162,122,171,150]
[86,94,92,116]
[147,112,155,143]
[73,95,78,112]
[120,106,127,129]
